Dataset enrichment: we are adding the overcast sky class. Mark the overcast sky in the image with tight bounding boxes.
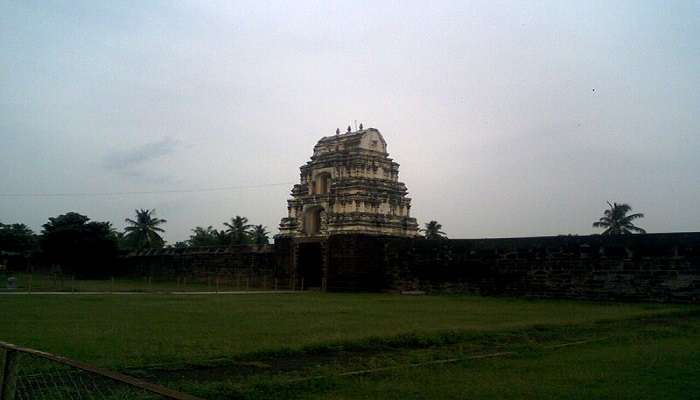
[1,0,698,242]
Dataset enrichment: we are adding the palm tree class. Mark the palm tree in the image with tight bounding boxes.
[223,216,252,245]
[124,209,167,249]
[188,226,228,247]
[251,225,270,245]
[593,202,646,235]
[421,220,446,240]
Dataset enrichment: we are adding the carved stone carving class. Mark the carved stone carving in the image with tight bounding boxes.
[279,127,419,238]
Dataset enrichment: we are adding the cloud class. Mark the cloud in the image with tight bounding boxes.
[103,137,180,170]
[102,137,182,183]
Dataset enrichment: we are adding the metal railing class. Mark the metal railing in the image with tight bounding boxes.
[0,341,204,400]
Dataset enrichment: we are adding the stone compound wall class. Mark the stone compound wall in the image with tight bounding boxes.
[326,233,700,302]
[120,245,291,282]
[120,233,700,302]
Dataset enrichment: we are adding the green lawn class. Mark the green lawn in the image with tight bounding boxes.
[2,272,289,293]
[0,293,697,399]
[282,328,700,400]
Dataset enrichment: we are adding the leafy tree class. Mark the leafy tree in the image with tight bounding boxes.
[421,220,447,240]
[188,226,228,247]
[593,202,646,235]
[113,231,132,252]
[251,225,270,245]
[124,209,167,249]
[0,222,38,253]
[224,216,252,245]
[40,212,119,277]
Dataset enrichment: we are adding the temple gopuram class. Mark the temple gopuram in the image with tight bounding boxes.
[279,127,419,238]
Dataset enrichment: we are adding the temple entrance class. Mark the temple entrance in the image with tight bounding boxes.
[297,242,323,289]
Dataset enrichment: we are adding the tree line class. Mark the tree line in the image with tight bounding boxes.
[0,202,645,275]
[0,201,647,253]
[1,210,271,252]
[0,209,271,277]
[181,215,270,247]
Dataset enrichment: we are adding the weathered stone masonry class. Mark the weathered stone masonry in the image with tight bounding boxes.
[327,233,700,302]
[121,245,288,283]
[279,128,419,238]
[120,232,700,303]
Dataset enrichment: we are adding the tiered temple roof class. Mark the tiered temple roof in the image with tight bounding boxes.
[279,128,418,238]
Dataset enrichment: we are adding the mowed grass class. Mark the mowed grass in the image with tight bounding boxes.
[173,309,700,400]
[281,326,700,400]
[5,272,285,293]
[0,293,691,370]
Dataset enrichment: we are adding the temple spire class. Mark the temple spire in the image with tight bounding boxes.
[279,127,418,238]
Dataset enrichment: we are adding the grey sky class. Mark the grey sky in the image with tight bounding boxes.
[1,0,698,242]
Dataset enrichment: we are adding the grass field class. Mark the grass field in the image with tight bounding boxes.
[1,293,698,399]
[2,272,290,293]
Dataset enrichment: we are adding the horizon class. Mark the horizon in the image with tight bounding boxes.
[1,1,699,242]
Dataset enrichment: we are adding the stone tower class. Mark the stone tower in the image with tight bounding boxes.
[279,127,419,238]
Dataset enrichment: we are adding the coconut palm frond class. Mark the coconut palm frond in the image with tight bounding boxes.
[123,209,167,249]
[593,202,645,235]
[421,220,447,240]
